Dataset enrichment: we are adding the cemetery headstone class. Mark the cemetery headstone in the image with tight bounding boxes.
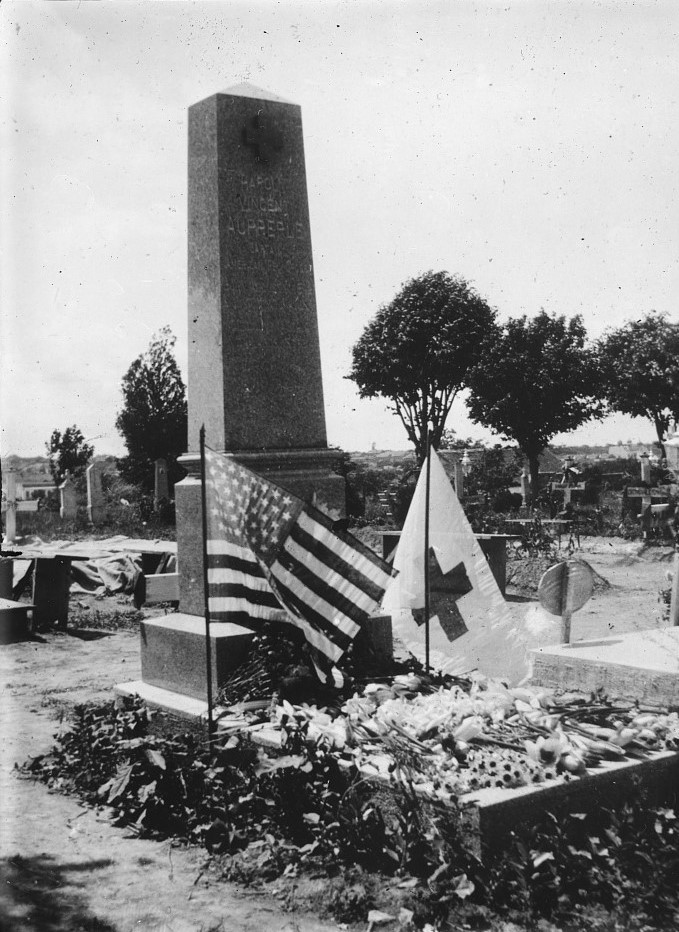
[59,473,77,521]
[453,461,465,501]
[520,468,530,505]
[2,470,38,543]
[86,463,106,524]
[176,84,346,614]
[640,453,651,485]
[154,458,169,508]
[3,471,17,544]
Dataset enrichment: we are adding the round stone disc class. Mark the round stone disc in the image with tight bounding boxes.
[538,560,594,616]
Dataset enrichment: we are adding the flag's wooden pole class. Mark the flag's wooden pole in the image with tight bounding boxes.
[424,425,432,673]
[199,425,216,741]
[669,550,679,626]
[560,560,575,644]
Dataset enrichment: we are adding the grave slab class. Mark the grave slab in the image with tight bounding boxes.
[529,627,679,709]
[459,749,679,857]
[244,727,679,858]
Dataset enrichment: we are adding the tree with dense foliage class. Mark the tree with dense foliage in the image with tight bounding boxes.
[46,425,94,485]
[115,327,188,492]
[466,311,602,503]
[438,430,485,451]
[348,271,498,464]
[464,445,523,504]
[598,312,679,459]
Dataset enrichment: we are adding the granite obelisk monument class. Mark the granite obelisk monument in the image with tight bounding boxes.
[176,84,345,615]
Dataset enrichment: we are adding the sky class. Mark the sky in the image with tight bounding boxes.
[1,1,678,459]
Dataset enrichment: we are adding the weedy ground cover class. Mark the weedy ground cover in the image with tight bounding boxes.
[21,696,679,931]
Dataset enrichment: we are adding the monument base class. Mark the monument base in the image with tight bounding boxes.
[175,448,346,615]
[140,614,253,701]
[129,612,393,713]
[115,679,212,721]
[529,627,679,709]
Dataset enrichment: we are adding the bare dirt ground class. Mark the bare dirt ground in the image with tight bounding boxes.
[0,537,674,931]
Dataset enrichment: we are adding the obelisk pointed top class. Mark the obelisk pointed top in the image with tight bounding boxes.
[220,82,294,104]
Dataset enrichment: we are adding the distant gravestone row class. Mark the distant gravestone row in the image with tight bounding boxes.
[2,459,172,537]
[58,469,100,522]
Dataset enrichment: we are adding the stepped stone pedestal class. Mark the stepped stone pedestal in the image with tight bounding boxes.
[140,615,253,701]
[530,627,679,709]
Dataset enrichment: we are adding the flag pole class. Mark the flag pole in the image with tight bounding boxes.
[423,423,432,674]
[199,425,215,742]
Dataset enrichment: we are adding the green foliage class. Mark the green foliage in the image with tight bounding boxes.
[466,311,603,499]
[348,272,498,464]
[386,463,420,526]
[464,445,522,502]
[490,800,679,926]
[438,431,485,451]
[598,312,679,455]
[333,450,387,521]
[45,425,94,485]
[115,327,187,493]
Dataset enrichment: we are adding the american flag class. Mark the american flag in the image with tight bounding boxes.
[204,446,394,677]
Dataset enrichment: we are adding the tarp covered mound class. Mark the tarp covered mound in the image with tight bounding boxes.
[69,552,143,596]
[13,536,176,598]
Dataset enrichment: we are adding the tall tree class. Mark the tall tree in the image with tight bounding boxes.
[348,271,498,464]
[598,312,679,459]
[466,311,602,502]
[46,425,94,485]
[116,327,188,491]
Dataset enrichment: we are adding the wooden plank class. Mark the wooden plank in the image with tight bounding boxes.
[144,573,180,604]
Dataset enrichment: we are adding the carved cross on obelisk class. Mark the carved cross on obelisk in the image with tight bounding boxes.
[242,112,283,162]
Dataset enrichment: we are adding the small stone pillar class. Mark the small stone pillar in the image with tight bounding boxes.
[640,452,651,485]
[3,470,17,544]
[59,473,77,520]
[86,463,106,524]
[154,458,169,508]
[520,468,531,506]
[453,461,465,501]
